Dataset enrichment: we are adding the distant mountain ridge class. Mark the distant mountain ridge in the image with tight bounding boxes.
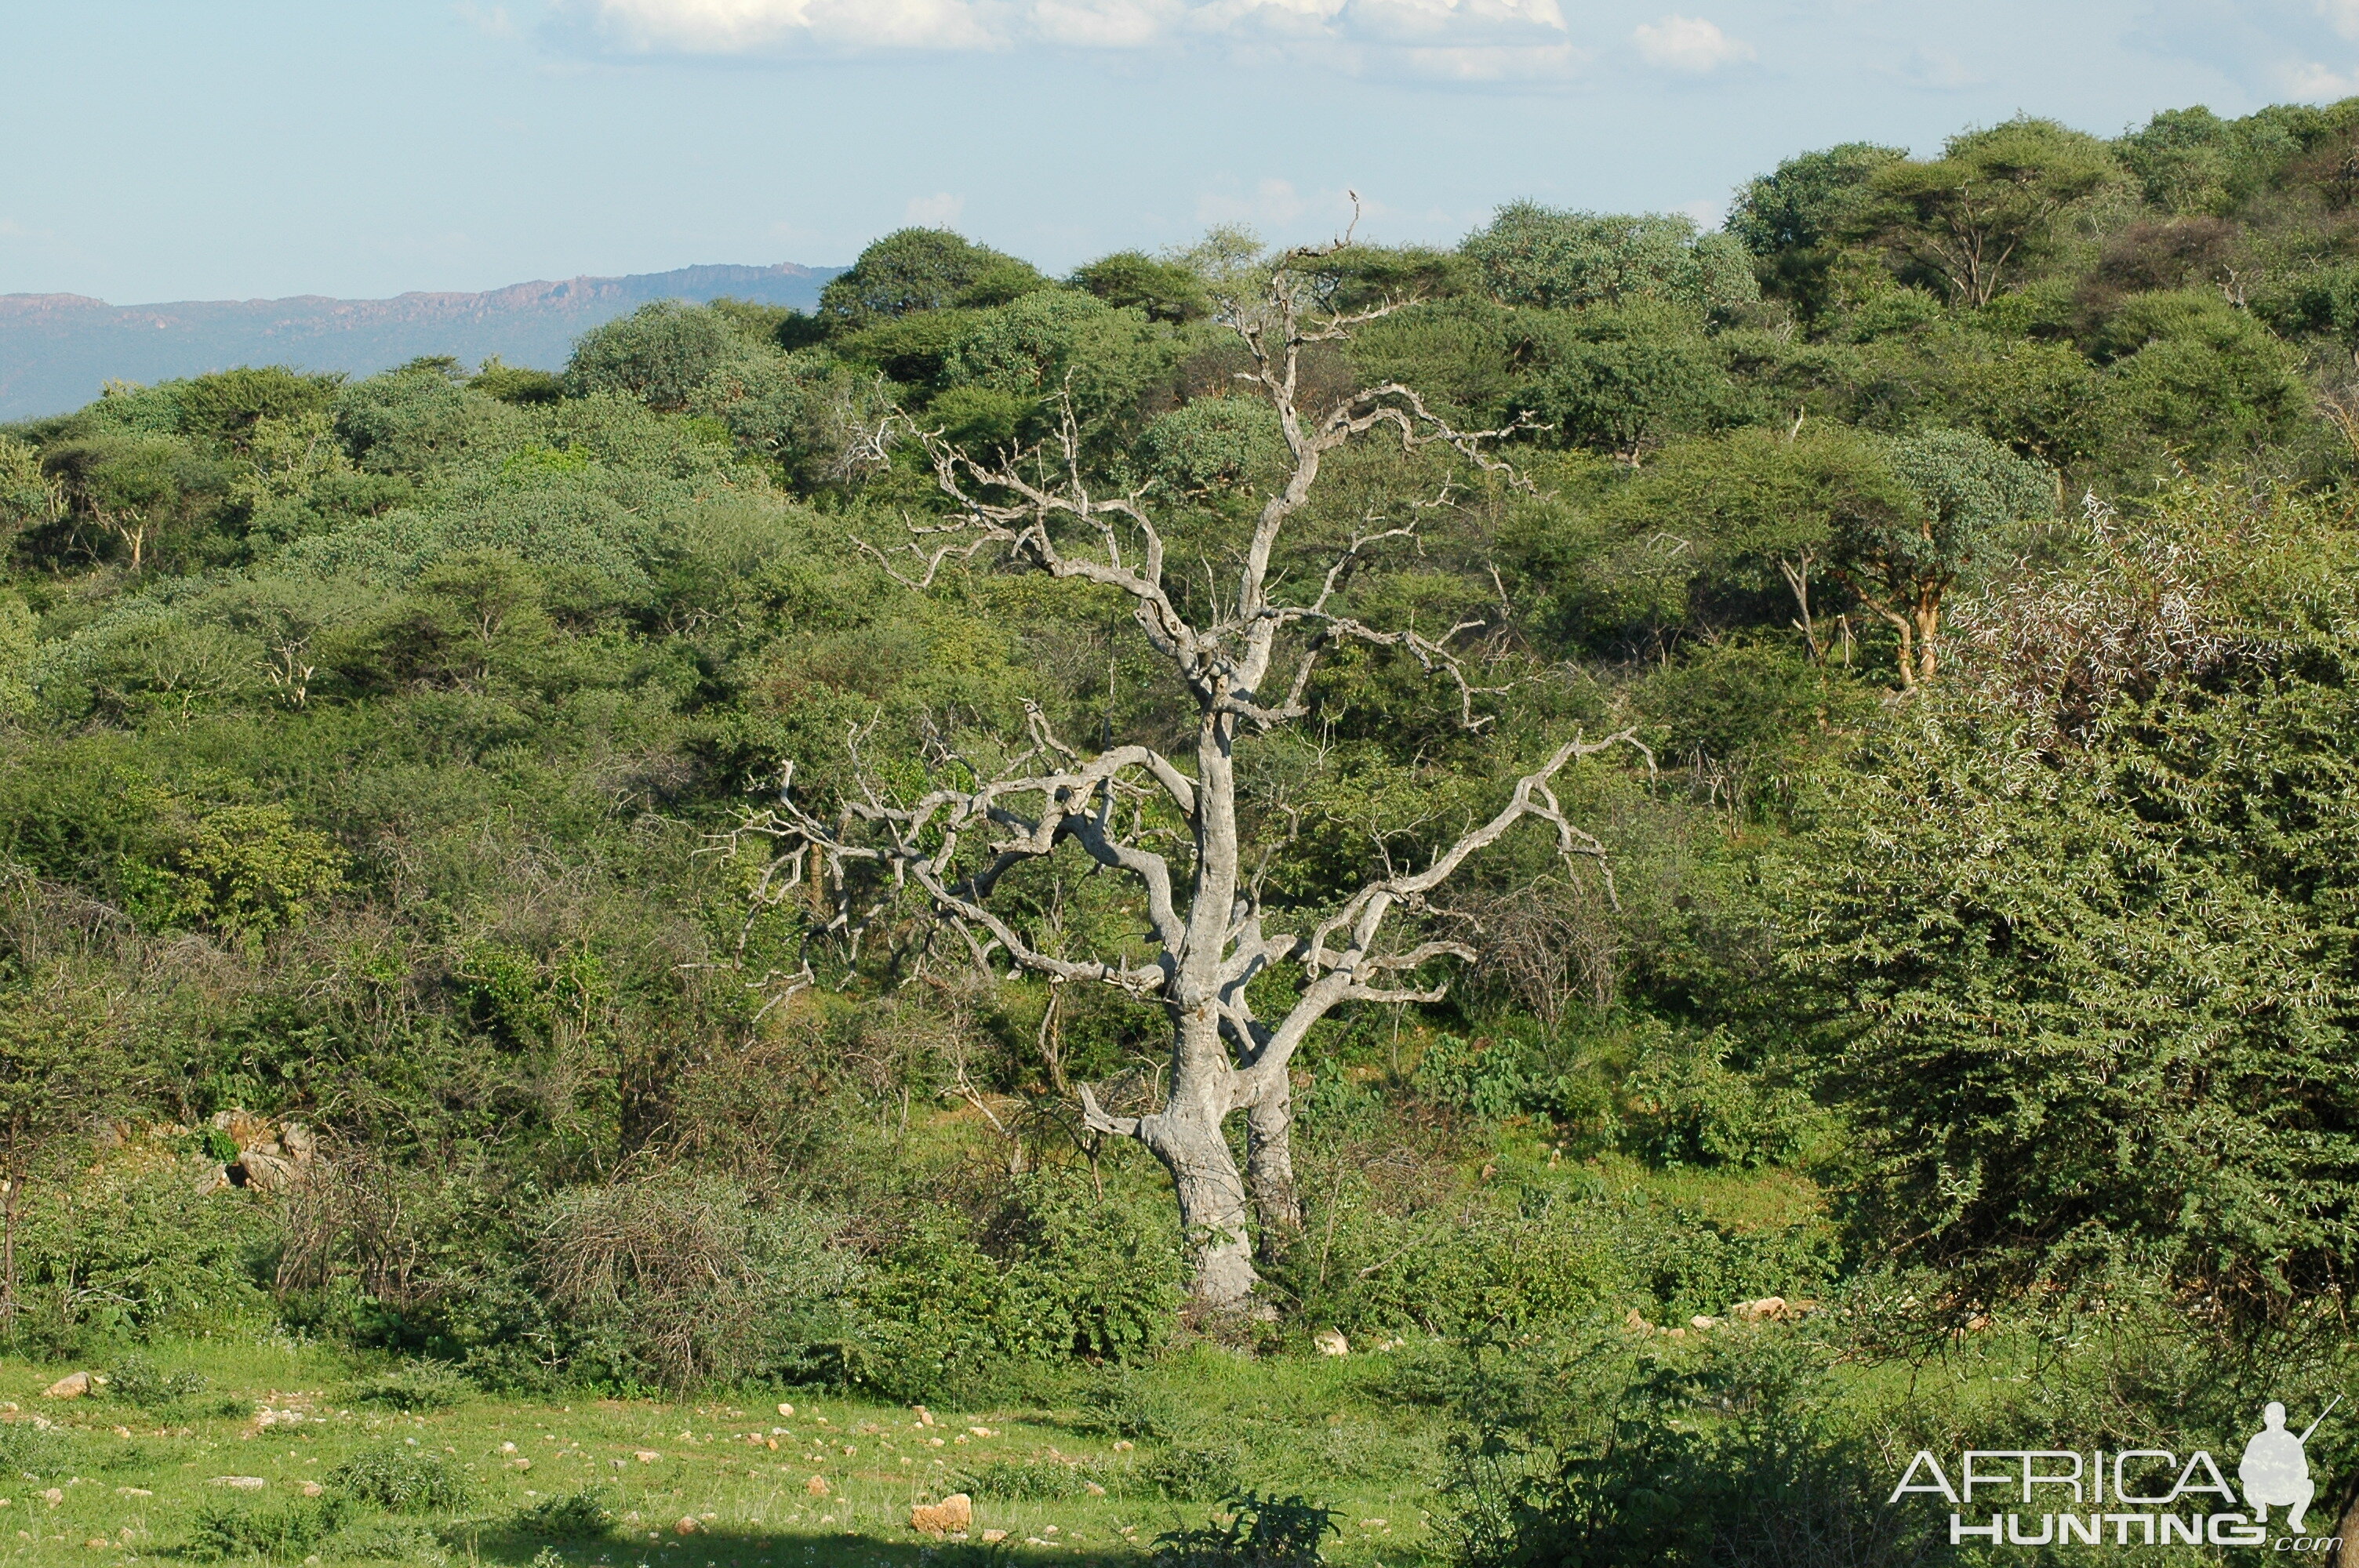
[0,260,845,421]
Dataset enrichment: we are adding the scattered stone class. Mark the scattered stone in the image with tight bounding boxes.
[501,1443,517,1454]
[1084,1482,1107,1497]
[674,1518,698,1536]
[114,1489,150,1498]
[776,1403,794,1417]
[981,1530,1008,1544]
[1361,1519,1389,1529]
[805,1475,829,1497]
[42,1374,89,1399]
[1623,1308,1652,1334]
[209,1479,265,1490]
[511,1458,531,1470]
[1313,1329,1349,1357]
[84,1538,107,1549]
[1111,1439,1132,1452]
[1728,1298,1789,1323]
[634,1450,661,1464]
[1666,1327,1688,1341]
[1690,1316,1717,1330]
[111,1427,129,1439]
[908,1494,972,1536]
[300,1483,324,1498]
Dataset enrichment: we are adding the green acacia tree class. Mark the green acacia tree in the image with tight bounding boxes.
[1728,141,1906,326]
[1864,118,2121,307]
[1828,429,2052,687]
[818,228,1049,327]
[1789,621,2359,1305]
[1463,203,1759,317]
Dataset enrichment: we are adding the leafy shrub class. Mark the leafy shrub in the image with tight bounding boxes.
[1436,1334,1944,1568]
[851,1174,1181,1400]
[1145,1441,1245,1502]
[1616,1027,1818,1170]
[1150,1492,1339,1568]
[960,1456,1119,1501]
[184,1497,350,1562]
[351,1363,470,1413]
[509,1487,616,1540]
[1077,1370,1199,1443]
[107,1353,207,1409]
[533,1173,858,1390]
[0,1420,78,1477]
[329,1443,470,1512]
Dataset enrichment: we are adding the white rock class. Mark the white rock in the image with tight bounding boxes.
[1313,1330,1349,1356]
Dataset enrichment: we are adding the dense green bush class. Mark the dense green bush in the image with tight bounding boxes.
[329,1443,470,1512]
[184,1497,351,1563]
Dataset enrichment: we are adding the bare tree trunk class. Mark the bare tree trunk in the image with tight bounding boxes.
[1140,1010,1256,1305]
[1245,1087,1303,1257]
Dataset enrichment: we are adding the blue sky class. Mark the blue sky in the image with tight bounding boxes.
[3,0,2355,303]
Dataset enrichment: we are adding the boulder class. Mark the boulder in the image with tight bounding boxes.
[237,1151,299,1192]
[209,1478,266,1490]
[909,1494,972,1536]
[805,1475,830,1497]
[1313,1329,1349,1356]
[42,1373,89,1399]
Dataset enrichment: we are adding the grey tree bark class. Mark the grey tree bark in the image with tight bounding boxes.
[738,219,1641,1308]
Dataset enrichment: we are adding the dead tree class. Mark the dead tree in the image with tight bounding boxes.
[740,227,1639,1307]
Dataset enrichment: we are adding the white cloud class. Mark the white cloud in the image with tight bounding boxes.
[904,191,968,226]
[2285,57,2359,96]
[2321,0,2359,42]
[581,0,998,51]
[1630,13,1752,72]
[558,0,1582,77]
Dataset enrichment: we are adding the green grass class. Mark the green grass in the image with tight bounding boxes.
[0,1338,1446,1566]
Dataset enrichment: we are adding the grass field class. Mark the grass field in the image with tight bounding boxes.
[0,1337,1456,1568]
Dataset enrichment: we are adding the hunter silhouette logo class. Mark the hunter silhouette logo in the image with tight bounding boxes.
[1889,1397,2344,1549]
[2240,1397,2336,1533]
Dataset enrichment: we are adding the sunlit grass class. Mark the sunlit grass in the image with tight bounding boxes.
[0,1338,1449,1566]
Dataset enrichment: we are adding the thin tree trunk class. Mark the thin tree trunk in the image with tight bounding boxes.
[2,1176,17,1326]
[1245,1087,1303,1260]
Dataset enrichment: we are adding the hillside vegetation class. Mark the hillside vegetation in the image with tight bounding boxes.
[6,100,2359,1565]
